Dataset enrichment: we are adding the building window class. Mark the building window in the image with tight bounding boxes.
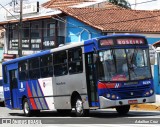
[47,23,55,37]
[9,24,19,50]
[22,22,30,49]
[31,21,42,50]
[43,19,56,49]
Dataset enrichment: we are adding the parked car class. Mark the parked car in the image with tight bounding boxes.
[0,77,4,105]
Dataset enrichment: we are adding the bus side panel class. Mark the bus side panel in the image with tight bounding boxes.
[19,78,55,111]
[54,73,88,109]
[38,78,55,110]
[3,84,12,109]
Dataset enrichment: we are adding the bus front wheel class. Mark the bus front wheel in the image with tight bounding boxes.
[116,105,130,115]
[74,97,89,117]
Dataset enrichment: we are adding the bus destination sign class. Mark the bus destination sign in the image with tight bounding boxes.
[99,38,145,47]
[117,38,145,45]
[99,39,114,46]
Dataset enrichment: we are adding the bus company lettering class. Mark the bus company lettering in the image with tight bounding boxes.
[143,81,151,85]
[56,82,66,85]
[4,87,10,91]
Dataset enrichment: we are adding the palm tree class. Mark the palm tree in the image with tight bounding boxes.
[108,0,131,9]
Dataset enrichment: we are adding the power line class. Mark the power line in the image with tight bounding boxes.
[2,0,160,33]
[0,3,19,21]
[130,0,158,6]
[0,2,11,10]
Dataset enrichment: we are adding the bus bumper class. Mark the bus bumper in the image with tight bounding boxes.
[99,94,155,109]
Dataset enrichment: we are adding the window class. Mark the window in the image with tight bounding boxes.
[29,57,40,79]
[3,65,8,84]
[19,61,28,81]
[9,24,19,50]
[0,79,2,86]
[68,47,83,74]
[47,23,55,37]
[53,51,67,76]
[40,54,53,78]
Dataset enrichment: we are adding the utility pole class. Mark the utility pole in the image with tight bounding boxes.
[18,0,23,57]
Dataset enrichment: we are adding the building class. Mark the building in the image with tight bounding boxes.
[0,0,112,57]
[0,28,4,76]
[1,0,160,93]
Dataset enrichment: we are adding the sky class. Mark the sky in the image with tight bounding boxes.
[127,0,160,10]
[0,0,160,21]
[0,0,160,11]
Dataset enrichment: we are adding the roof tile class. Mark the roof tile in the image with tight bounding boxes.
[60,8,160,33]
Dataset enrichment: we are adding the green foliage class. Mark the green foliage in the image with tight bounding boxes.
[108,0,131,9]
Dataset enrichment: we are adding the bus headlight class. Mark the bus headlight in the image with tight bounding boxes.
[111,95,116,99]
[107,94,110,98]
[145,91,150,95]
[150,89,154,94]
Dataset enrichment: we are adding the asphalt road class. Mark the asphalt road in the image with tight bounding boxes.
[0,104,160,125]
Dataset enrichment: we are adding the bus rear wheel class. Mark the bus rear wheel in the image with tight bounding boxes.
[74,98,89,117]
[116,105,130,115]
[23,98,33,117]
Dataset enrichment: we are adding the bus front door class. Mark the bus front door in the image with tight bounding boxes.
[7,63,19,109]
[85,53,98,107]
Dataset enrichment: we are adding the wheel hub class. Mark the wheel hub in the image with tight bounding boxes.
[76,99,83,113]
[24,102,29,114]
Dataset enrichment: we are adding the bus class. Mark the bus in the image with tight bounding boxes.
[2,34,155,117]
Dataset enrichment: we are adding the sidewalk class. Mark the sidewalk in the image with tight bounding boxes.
[130,95,160,111]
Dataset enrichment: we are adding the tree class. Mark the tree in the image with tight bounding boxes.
[108,0,131,9]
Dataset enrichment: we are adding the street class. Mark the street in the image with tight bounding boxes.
[0,105,160,125]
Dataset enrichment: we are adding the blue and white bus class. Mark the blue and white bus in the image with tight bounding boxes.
[2,34,155,117]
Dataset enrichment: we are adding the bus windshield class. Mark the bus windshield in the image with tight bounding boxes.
[97,48,152,81]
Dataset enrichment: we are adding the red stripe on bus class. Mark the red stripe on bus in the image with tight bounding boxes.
[106,83,116,88]
[98,82,107,89]
[98,82,116,89]
[27,83,37,110]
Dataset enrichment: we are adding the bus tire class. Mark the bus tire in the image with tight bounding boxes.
[74,97,89,117]
[116,105,130,115]
[23,98,33,117]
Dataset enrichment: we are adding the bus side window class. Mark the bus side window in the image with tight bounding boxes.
[3,65,8,83]
[53,51,68,76]
[68,47,83,74]
[40,54,53,78]
[19,60,28,81]
[29,57,40,79]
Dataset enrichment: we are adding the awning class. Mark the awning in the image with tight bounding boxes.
[0,9,62,25]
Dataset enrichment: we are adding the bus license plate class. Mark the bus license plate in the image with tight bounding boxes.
[128,100,138,104]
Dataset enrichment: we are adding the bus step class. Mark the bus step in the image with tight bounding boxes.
[89,107,99,110]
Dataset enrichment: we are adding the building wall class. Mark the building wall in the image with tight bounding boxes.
[66,17,101,43]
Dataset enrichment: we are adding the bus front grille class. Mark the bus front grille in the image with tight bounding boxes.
[110,84,150,99]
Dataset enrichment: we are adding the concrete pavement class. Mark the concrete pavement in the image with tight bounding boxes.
[131,95,160,111]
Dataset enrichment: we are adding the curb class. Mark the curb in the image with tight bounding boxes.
[131,104,160,111]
